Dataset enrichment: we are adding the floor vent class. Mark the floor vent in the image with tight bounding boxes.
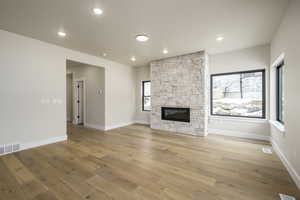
[12,144,21,152]
[0,145,4,155]
[0,143,21,156]
[279,194,296,200]
[262,147,273,154]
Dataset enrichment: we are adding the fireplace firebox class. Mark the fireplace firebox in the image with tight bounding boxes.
[161,107,190,123]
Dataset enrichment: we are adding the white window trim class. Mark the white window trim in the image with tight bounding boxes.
[209,115,268,124]
[271,53,285,133]
[271,53,285,68]
[269,120,285,133]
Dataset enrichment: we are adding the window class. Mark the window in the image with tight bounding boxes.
[211,69,265,118]
[276,62,284,124]
[142,81,151,111]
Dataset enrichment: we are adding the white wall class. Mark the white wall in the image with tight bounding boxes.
[134,65,151,124]
[208,44,271,140]
[67,64,105,129]
[0,29,135,147]
[270,0,300,189]
[105,62,136,129]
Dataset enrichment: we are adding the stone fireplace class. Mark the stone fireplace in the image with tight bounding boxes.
[150,51,209,136]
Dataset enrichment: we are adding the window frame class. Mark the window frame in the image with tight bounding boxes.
[210,69,266,119]
[142,80,151,111]
[276,61,284,124]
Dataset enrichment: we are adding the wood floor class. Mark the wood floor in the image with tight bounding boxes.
[0,124,299,200]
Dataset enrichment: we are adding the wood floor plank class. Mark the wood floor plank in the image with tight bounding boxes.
[2,155,36,184]
[0,159,27,200]
[0,123,299,200]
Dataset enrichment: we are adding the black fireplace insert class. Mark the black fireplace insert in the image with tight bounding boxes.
[161,107,190,123]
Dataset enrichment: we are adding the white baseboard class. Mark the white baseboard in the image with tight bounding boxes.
[86,122,142,131]
[134,120,150,125]
[271,139,300,190]
[85,123,105,131]
[105,122,134,131]
[208,129,270,141]
[21,135,68,152]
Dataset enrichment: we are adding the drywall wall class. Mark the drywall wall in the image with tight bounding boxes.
[209,44,270,140]
[270,0,300,189]
[105,62,136,130]
[66,73,73,122]
[0,29,135,147]
[134,65,151,124]
[67,63,105,129]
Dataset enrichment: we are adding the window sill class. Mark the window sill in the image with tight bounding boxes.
[209,115,268,124]
[269,120,285,133]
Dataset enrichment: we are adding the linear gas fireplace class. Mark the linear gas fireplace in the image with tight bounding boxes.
[161,107,190,123]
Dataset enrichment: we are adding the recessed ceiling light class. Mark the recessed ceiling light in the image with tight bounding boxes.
[135,34,149,42]
[216,36,224,41]
[163,49,169,54]
[103,53,107,57]
[131,56,136,62]
[93,8,103,15]
[57,31,66,37]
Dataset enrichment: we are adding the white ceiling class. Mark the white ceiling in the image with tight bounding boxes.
[0,0,288,66]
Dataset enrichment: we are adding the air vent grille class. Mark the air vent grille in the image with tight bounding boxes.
[12,144,20,152]
[5,144,13,154]
[0,145,4,155]
[0,143,21,156]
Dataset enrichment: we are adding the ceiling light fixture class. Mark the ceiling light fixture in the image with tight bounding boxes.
[93,8,103,15]
[57,31,66,37]
[131,56,136,62]
[103,53,107,57]
[163,49,169,54]
[135,34,149,42]
[216,36,224,41]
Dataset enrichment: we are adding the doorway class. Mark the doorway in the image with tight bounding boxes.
[66,59,105,131]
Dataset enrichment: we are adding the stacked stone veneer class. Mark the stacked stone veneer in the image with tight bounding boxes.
[150,51,209,136]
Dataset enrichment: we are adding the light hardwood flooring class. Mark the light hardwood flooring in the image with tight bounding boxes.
[0,123,299,200]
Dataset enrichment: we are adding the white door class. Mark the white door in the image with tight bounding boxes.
[75,80,84,124]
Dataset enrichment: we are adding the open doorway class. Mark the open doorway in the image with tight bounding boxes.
[66,60,105,130]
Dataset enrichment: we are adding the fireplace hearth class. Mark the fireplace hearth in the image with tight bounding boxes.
[161,107,190,123]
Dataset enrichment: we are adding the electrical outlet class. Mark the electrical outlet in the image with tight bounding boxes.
[279,194,296,200]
